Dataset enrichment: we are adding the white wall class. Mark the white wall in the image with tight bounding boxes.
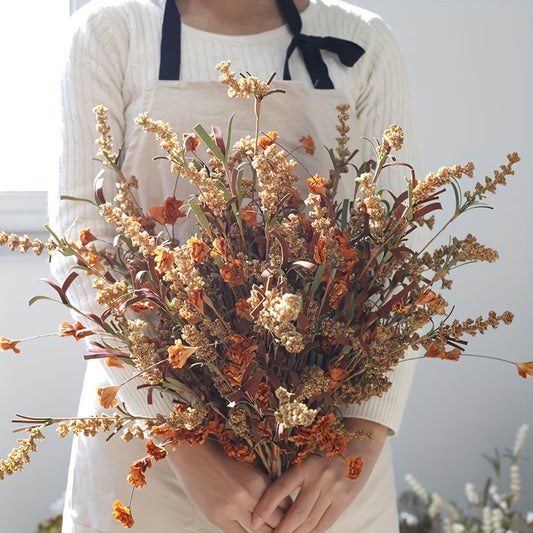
[0,1,531,531]
[0,252,86,532]
[349,0,533,512]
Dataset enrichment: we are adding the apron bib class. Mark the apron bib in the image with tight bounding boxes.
[63,2,399,531]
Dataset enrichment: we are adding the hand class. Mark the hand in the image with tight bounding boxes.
[166,439,292,533]
[251,418,388,533]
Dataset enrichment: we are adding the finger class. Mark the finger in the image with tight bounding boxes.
[293,498,332,533]
[244,507,284,531]
[279,495,293,512]
[249,522,274,533]
[264,506,286,529]
[311,501,350,533]
[252,469,302,529]
[272,485,321,533]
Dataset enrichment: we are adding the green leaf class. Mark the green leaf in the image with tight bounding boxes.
[405,179,414,222]
[60,195,98,206]
[345,292,355,321]
[451,178,462,212]
[225,114,235,163]
[340,198,350,230]
[44,225,61,242]
[28,295,59,306]
[235,169,244,205]
[215,180,233,202]
[194,123,225,162]
[382,250,393,263]
[189,197,211,233]
[165,376,194,394]
[311,263,327,297]
[341,344,352,355]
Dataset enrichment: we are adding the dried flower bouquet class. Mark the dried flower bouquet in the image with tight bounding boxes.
[1,63,530,527]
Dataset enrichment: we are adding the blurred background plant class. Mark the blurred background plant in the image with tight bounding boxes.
[398,424,532,533]
[36,514,62,533]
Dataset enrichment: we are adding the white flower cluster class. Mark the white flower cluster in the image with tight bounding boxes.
[404,425,530,533]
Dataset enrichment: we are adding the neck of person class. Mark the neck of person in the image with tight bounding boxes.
[174,0,310,35]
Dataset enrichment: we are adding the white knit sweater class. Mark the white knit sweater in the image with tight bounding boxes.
[50,0,417,434]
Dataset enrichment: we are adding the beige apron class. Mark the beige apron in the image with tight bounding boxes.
[62,2,398,531]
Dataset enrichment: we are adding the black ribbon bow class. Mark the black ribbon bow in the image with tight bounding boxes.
[277,0,365,89]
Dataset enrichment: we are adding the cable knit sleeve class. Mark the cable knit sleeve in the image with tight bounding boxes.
[50,3,128,293]
[49,1,175,417]
[339,13,420,435]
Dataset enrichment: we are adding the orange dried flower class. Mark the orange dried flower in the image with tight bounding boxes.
[415,289,446,315]
[187,289,205,313]
[255,382,273,409]
[187,236,211,264]
[146,438,167,461]
[97,385,121,408]
[235,298,253,320]
[224,334,256,385]
[415,289,438,306]
[127,456,152,488]
[258,131,278,149]
[327,367,347,391]
[183,132,200,152]
[178,307,198,324]
[287,188,302,208]
[227,335,256,363]
[58,321,93,341]
[516,361,533,379]
[129,300,156,313]
[85,251,98,266]
[105,357,124,369]
[154,246,176,274]
[212,237,228,258]
[240,205,259,226]
[393,301,411,314]
[313,238,327,264]
[205,413,226,437]
[334,230,357,259]
[79,228,97,246]
[168,339,196,369]
[325,432,348,459]
[220,257,244,286]
[329,280,348,310]
[112,500,134,528]
[307,174,327,194]
[424,343,461,361]
[313,413,338,449]
[299,134,315,155]
[0,337,21,354]
[344,456,363,480]
[289,425,315,448]
[293,448,315,464]
[150,423,179,443]
[220,431,257,463]
[148,197,186,225]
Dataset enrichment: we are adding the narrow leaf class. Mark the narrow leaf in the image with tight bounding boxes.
[28,295,58,306]
[194,123,225,161]
[189,197,211,234]
[311,263,326,296]
[212,126,226,156]
[340,198,350,230]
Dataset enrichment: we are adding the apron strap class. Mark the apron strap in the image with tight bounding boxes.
[277,0,365,89]
[159,0,181,80]
[159,0,365,88]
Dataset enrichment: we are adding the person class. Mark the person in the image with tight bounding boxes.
[50,0,418,531]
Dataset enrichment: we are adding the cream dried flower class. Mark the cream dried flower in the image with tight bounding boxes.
[274,387,318,428]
